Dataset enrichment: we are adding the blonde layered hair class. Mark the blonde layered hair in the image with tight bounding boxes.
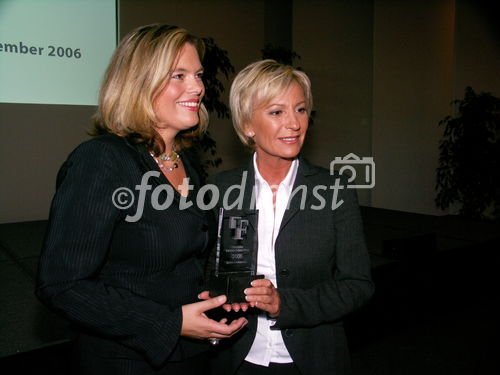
[229,59,313,148]
[92,24,208,154]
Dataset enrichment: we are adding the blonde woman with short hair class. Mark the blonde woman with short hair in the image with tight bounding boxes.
[206,60,374,375]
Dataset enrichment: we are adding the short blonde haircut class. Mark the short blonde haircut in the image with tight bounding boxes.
[92,24,208,154]
[229,59,313,148]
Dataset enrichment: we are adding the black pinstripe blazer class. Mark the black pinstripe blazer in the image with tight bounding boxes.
[209,156,374,375]
[36,134,216,373]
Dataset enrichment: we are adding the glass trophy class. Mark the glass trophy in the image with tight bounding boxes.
[208,208,264,303]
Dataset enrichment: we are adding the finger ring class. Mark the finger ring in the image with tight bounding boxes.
[208,338,220,346]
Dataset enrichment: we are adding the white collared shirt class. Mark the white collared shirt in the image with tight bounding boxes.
[244,153,298,366]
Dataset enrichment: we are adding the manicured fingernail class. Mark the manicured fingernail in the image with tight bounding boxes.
[250,281,255,286]
[244,288,249,294]
[217,295,226,303]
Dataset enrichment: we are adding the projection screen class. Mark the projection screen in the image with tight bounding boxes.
[0,0,117,106]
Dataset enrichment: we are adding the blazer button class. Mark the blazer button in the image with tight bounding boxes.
[285,329,294,337]
[279,269,290,277]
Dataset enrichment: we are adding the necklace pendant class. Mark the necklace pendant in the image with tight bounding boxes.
[150,150,180,173]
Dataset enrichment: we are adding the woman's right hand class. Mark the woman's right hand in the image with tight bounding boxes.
[180,295,248,340]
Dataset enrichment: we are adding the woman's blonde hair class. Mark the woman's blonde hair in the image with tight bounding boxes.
[229,59,313,148]
[92,24,208,154]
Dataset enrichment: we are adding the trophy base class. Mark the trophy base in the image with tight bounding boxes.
[209,274,265,304]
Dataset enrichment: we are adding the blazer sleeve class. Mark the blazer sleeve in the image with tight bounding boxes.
[35,139,182,367]
[274,181,374,329]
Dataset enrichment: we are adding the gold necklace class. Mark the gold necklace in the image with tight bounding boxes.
[150,150,180,172]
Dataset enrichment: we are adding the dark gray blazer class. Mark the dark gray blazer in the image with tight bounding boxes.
[36,134,215,374]
[209,156,374,375]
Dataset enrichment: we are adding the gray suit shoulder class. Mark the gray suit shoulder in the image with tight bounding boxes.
[209,163,250,184]
[300,158,350,186]
[67,133,138,163]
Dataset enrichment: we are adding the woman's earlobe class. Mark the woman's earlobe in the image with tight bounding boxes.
[243,123,255,138]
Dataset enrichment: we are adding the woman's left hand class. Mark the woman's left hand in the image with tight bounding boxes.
[198,291,250,312]
[244,279,281,318]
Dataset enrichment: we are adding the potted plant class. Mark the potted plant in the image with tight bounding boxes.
[435,86,500,220]
[189,37,234,181]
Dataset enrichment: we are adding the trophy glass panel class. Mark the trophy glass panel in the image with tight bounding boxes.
[209,209,263,303]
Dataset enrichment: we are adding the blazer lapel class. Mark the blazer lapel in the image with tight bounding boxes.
[223,157,258,231]
[279,156,318,233]
[243,165,258,232]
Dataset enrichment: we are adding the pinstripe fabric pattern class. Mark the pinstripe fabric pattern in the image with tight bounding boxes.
[36,134,216,374]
